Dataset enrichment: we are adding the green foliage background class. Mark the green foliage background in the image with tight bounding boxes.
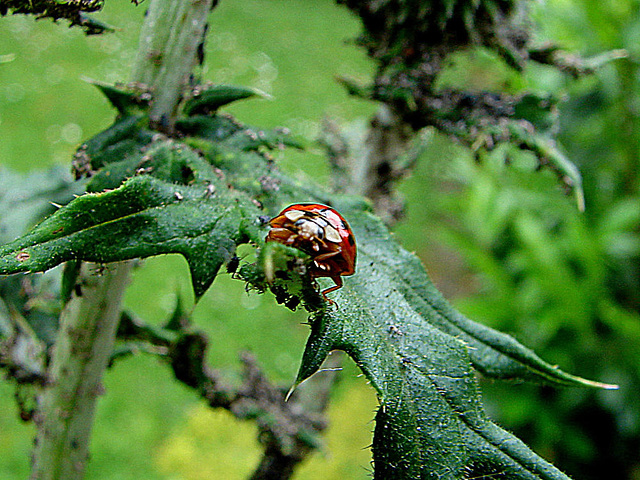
[393,2,640,479]
[0,0,638,479]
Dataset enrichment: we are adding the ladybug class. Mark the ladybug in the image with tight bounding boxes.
[265,203,357,301]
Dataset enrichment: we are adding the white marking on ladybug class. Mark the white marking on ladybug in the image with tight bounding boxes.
[284,209,306,222]
[323,224,341,243]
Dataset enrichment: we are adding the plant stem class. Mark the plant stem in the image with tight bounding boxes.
[30,263,133,480]
[321,105,417,225]
[132,0,215,129]
[30,0,214,478]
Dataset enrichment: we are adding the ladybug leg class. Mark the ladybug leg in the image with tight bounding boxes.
[312,249,341,262]
[320,276,343,304]
[312,250,342,276]
[266,227,299,244]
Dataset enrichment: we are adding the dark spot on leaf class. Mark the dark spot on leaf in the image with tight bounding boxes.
[389,325,403,336]
[226,255,240,275]
[181,165,195,184]
[285,296,300,309]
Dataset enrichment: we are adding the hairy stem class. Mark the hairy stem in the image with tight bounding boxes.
[356,105,414,224]
[30,263,133,480]
[321,105,419,225]
[131,0,215,129]
[30,0,214,478]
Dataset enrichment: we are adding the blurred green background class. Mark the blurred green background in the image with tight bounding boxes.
[1,0,639,479]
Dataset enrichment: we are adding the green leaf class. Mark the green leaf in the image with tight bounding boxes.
[78,114,154,183]
[506,123,585,211]
[77,12,114,35]
[183,84,270,116]
[0,160,263,298]
[289,201,615,479]
[81,111,304,193]
[176,114,244,142]
[178,114,306,151]
[87,136,211,191]
[87,79,153,116]
[0,82,309,299]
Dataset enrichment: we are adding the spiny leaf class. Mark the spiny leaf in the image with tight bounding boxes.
[87,136,213,191]
[183,84,270,116]
[78,114,154,180]
[0,165,263,298]
[505,123,585,211]
[176,115,244,142]
[288,200,614,479]
[296,203,614,390]
[82,113,304,193]
[86,79,153,116]
[178,114,306,151]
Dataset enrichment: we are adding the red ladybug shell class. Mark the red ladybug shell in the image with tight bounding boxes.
[265,203,356,299]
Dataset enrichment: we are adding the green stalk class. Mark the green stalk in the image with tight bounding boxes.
[30,262,133,480]
[30,1,214,478]
[131,0,215,127]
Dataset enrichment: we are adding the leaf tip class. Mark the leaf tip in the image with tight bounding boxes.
[285,384,297,402]
[252,87,274,101]
[565,372,619,390]
[81,76,98,85]
[576,186,586,212]
[590,380,619,390]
